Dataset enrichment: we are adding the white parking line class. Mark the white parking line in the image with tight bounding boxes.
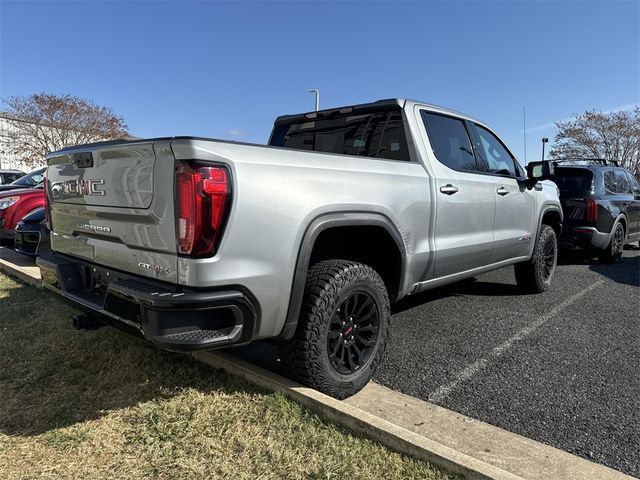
[427,280,606,404]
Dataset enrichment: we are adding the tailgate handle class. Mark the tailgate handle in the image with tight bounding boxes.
[73,152,94,168]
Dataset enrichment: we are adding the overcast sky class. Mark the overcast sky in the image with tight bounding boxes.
[1,0,638,162]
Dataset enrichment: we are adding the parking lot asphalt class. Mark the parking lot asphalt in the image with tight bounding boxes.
[374,248,639,477]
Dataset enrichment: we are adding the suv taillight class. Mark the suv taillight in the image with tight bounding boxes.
[585,197,598,222]
[175,162,231,257]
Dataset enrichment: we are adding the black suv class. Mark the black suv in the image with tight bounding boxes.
[551,159,640,262]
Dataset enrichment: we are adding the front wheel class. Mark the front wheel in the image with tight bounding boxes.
[598,222,625,264]
[280,260,390,399]
[514,224,558,293]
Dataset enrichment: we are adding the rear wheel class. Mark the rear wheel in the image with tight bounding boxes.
[598,222,625,264]
[514,224,557,293]
[280,260,390,399]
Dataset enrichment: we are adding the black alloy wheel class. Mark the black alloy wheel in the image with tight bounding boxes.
[327,291,379,375]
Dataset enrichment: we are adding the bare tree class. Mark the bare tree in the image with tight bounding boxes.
[1,93,129,168]
[549,107,640,176]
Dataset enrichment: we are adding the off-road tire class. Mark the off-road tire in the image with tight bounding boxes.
[598,222,625,264]
[514,224,557,293]
[280,260,390,399]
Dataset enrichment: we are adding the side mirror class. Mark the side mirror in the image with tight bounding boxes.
[525,161,555,189]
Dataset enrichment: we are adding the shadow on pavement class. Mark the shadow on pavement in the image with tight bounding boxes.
[589,254,640,287]
[0,246,37,267]
[557,250,597,266]
[558,247,640,287]
[392,276,526,314]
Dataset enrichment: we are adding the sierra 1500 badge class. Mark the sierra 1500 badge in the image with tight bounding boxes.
[77,223,111,233]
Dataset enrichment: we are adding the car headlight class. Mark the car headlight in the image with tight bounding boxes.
[0,196,20,210]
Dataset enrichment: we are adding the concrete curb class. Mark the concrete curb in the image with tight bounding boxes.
[0,247,42,287]
[193,350,521,480]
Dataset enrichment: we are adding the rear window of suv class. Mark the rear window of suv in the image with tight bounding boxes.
[270,110,410,161]
[551,168,593,198]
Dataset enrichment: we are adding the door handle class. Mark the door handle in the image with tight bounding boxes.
[497,187,509,196]
[440,184,459,195]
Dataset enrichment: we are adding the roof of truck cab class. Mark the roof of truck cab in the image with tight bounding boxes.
[273,98,487,127]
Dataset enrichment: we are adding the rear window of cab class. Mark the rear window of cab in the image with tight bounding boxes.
[270,110,410,161]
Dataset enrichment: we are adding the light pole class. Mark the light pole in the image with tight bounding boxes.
[308,89,320,111]
[541,137,549,160]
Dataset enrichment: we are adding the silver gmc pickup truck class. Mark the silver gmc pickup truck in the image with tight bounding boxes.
[38,99,562,398]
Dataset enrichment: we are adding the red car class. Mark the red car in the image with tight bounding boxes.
[0,187,45,243]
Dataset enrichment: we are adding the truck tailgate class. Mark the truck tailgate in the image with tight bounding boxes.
[46,139,179,283]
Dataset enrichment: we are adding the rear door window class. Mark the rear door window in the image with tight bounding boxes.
[421,111,479,172]
[552,168,593,198]
[270,110,410,161]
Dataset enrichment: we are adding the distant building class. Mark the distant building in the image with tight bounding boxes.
[0,114,40,171]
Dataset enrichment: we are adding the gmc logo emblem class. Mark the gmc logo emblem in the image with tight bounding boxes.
[52,179,106,198]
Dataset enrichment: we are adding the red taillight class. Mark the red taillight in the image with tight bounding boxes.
[175,162,230,257]
[585,197,598,222]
